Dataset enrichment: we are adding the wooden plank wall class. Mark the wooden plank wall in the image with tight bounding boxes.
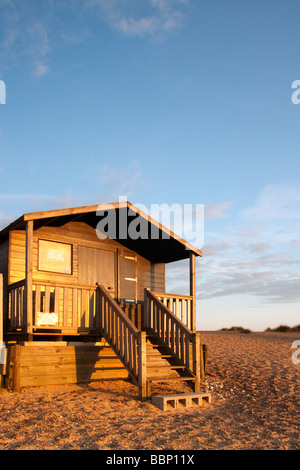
[9,231,25,284]
[6,343,129,390]
[136,256,165,300]
[8,222,165,302]
[0,239,9,326]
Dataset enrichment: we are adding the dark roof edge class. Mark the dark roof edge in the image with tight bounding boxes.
[0,215,25,239]
[0,202,202,257]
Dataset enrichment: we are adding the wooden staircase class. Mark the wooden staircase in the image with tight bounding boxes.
[145,330,197,397]
[97,285,201,402]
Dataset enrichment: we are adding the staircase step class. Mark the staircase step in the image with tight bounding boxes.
[146,349,172,355]
[147,351,171,357]
[146,357,171,362]
[147,365,186,370]
[147,376,195,382]
[147,355,173,360]
[145,331,194,386]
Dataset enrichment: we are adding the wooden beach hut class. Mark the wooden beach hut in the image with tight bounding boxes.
[0,200,204,400]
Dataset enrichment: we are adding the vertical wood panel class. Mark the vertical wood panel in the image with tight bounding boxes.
[63,287,69,327]
[25,221,33,334]
[0,273,3,344]
[72,288,78,329]
[54,287,60,318]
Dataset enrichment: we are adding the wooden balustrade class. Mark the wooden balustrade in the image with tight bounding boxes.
[97,284,141,384]
[152,291,193,331]
[32,281,99,331]
[8,280,26,330]
[144,289,200,383]
[8,280,99,332]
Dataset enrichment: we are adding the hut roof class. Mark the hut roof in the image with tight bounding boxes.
[0,201,202,263]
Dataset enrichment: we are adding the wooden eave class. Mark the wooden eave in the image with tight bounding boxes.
[0,201,202,263]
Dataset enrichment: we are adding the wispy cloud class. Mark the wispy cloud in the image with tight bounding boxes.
[0,0,190,76]
[97,160,145,201]
[0,191,94,229]
[0,161,147,230]
[198,257,300,304]
[87,0,189,36]
[205,202,233,219]
[242,184,300,220]
[33,61,49,78]
[26,20,50,77]
[0,2,51,76]
[166,185,300,307]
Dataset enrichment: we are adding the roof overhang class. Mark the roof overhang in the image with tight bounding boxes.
[0,201,202,263]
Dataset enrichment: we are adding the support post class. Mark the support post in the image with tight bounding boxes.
[0,273,4,382]
[193,332,201,392]
[25,220,33,335]
[200,343,207,379]
[0,273,3,346]
[138,330,147,401]
[189,252,196,332]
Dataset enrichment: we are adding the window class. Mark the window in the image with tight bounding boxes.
[38,240,72,274]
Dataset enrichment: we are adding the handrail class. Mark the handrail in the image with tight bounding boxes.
[144,289,200,383]
[33,280,98,290]
[97,284,141,385]
[8,279,26,290]
[145,290,193,338]
[152,291,193,301]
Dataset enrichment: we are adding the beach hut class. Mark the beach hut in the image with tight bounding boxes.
[0,200,204,400]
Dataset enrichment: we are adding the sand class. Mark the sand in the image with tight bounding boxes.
[0,330,299,450]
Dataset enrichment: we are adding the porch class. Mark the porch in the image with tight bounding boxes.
[7,279,196,337]
[5,280,202,399]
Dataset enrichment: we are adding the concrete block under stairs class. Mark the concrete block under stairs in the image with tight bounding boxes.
[151,392,211,411]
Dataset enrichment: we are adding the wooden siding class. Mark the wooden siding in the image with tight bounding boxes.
[0,239,9,321]
[8,221,165,302]
[6,343,129,390]
[9,231,25,284]
[78,245,116,294]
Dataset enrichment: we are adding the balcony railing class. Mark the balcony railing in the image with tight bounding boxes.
[152,291,194,331]
[7,282,195,336]
[8,280,99,333]
[8,280,25,330]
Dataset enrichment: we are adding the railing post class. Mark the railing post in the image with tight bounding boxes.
[193,332,201,392]
[0,273,3,346]
[138,330,147,401]
[143,288,149,329]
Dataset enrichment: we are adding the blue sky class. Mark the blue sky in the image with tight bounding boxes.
[0,0,300,330]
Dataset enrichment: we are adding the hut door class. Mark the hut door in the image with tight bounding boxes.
[78,246,116,296]
[118,249,137,302]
